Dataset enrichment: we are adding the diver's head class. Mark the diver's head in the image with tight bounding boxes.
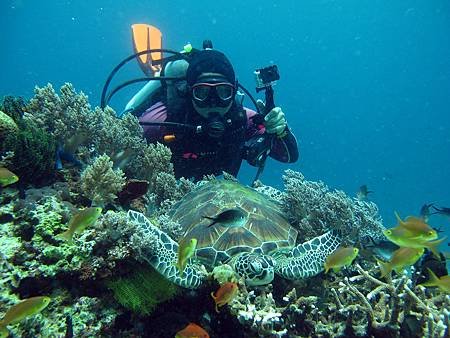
[186,50,236,119]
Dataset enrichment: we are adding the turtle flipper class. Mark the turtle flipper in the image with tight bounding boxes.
[274,231,341,280]
[127,210,206,289]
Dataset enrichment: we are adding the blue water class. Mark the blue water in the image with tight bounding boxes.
[2,0,449,235]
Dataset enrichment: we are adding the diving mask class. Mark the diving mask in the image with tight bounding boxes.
[191,82,235,103]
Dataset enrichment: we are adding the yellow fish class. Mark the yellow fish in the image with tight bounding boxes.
[383,229,446,257]
[376,247,424,278]
[176,237,197,275]
[0,296,51,337]
[393,212,437,240]
[324,246,359,273]
[57,207,102,244]
[420,268,450,293]
[0,167,19,187]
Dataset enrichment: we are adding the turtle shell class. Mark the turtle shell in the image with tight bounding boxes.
[168,180,298,267]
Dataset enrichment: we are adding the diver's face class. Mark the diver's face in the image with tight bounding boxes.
[191,73,234,118]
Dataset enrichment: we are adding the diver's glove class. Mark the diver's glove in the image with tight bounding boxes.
[256,99,287,137]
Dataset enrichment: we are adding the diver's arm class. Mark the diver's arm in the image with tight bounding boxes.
[268,127,299,163]
[139,101,168,142]
[244,108,299,164]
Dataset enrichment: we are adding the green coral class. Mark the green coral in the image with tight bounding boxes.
[106,263,179,315]
[26,82,92,142]
[23,83,178,202]
[8,120,56,185]
[0,96,26,124]
[0,110,18,145]
[80,154,126,206]
[0,97,56,185]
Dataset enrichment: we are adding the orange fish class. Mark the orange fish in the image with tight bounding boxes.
[210,282,238,313]
[175,322,209,338]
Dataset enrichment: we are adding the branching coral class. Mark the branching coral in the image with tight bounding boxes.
[230,285,287,337]
[227,259,449,338]
[80,154,126,206]
[280,264,450,337]
[281,169,385,244]
[23,82,182,204]
[129,142,174,191]
[26,83,92,142]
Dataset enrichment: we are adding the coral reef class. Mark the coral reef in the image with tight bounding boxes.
[280,169,385,244]
[0,110,18,144]
[26,83,92,142]
[24,83,178,201]
[2,82,448,337]
[80,154,126,206]
[0,292,117,337]
[230,284,287,337]
[227,263,449,337]
[1,96,57,185]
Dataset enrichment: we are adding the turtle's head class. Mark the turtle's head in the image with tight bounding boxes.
[234,253,275,286]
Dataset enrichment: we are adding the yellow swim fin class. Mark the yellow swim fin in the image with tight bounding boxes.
[131,24,162,76]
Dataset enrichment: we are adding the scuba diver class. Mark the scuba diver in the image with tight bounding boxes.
[101,25,298,182]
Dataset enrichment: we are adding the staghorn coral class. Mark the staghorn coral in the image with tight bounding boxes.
[227,262,449,337]
[80,154,126,206]
[278,263,449,337]
[230,284,287,337]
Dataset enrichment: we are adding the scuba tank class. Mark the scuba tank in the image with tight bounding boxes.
[123,59,189,118]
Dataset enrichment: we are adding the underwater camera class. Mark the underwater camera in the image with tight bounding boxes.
[254,65,280,92]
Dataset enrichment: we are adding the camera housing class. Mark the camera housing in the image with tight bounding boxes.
[254,65,280,90]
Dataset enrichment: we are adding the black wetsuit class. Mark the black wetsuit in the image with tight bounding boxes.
[139,101,299,180]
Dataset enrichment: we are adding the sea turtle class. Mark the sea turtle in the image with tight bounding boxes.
[127,180,342,289]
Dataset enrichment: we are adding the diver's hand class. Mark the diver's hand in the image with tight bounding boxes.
[256,99,287,136]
